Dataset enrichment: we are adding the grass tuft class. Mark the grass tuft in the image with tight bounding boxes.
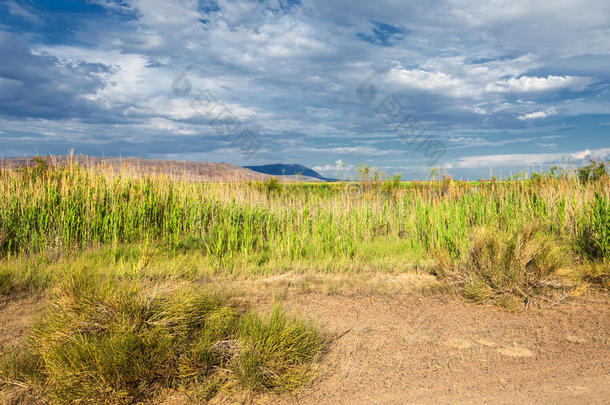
[0,257,52,297]
[236,306,323,391]
[436,224,567,309]
[0,264,323,403]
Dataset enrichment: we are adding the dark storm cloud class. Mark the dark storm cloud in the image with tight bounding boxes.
[0,31,115,120]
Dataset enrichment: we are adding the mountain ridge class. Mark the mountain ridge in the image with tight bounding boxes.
[243,163,334,181]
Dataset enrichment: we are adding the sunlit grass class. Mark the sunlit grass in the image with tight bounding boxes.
[1,158,607,272]
[0,255,324,403]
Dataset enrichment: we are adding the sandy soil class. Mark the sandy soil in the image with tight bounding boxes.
[275,291,610,405]
[0,294,45,349]
[0,295,46,405]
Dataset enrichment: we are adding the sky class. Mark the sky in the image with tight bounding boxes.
[0,0,609,180]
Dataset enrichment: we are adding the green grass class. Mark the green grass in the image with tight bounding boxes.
[0,161,608,303]
[577,192,610,262]
[1,160,608,272]
[235,306,323,391]
[0,258,323,403]
[0,254,54,297]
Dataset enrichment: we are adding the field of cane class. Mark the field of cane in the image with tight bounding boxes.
[0,157,608,403]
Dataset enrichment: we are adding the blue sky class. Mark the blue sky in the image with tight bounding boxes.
[0,0,609,179]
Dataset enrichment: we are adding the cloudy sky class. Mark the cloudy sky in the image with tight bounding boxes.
[0,0,609,179]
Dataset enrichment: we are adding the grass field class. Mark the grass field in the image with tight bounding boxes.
[0,157,608,403]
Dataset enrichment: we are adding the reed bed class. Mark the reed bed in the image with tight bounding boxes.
[0,159,607,271]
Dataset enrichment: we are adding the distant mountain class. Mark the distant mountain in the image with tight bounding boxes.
[243,163,334,181]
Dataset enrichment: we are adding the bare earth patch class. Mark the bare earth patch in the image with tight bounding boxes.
[0,294,45,349]
[273,291,610,405]
[0,294,46,405]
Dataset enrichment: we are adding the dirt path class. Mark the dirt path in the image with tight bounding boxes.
[276,292,610,405]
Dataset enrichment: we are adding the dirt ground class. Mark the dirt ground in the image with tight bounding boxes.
[272,291,610,405]
[0,294,45,349]
[1,290,608,404]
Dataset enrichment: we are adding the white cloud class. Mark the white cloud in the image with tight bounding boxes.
[448,147,610,169]
[387,68,462,91]
[518,111,548,120]
[446,0,610,56]
[88,0,133,13]
[447,134,564,148]
[297,145,397,155]
[517,109,558,120]
[492,75,590,93]
[312,159,354,174]
[386,66,592,99]
[572,149,592,160]
[537,143,558,148]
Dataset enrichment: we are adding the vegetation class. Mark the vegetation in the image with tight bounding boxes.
[578,160,608,184]
[577,192,610,262]
[0,248,323,403]
[0,159,607,268]
[0,156,608,402]
[434,224,567,309]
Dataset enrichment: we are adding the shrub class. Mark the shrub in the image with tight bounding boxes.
[0,258,52,297]
[435,224,566,309]
[578,160,608,184]
[0,266,323,403]
[26,267,170,403]
[263,177,282,196]
[381,173,402,196]
[577,193,610,262]
[0,344,44,402]
[580,262,610,289]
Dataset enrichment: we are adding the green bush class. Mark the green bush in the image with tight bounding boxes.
[435,224,566,309]
[578,160,608,184]
[0,266,323,403]
[577,193,610,262]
